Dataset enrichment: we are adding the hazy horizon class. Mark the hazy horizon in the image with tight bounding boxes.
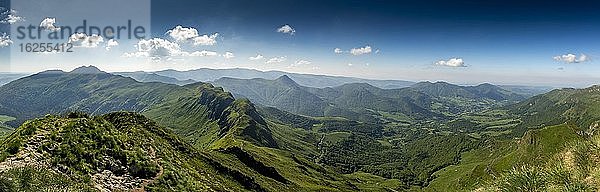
[1,0,600,87]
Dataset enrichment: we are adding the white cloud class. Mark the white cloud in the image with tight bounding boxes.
[68,33,104,48]
[40,18,61,32]
[348,63,354,66]
[291,59,311,67]
[105,39,119,51]
[1,9,24,24]
[350,46,372,56]
[124,38,222,60]
[167,26,199,41]
[166,25,219,46]
[435,58,466,67]
[277,24,295,35]
[553,53,589,64]
[193,33,219,46]
[0,34,12,47]
[223,51,235,59]
[249,54,264,60]
[266,56,287,64]
[187,50,218,57]
[124,38,184,59]
[334,48,343,54]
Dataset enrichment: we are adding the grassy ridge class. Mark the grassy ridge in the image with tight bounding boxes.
[0,112,250,191]
[426,124,585,191]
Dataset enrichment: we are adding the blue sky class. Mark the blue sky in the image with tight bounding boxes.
[1,0,600,87]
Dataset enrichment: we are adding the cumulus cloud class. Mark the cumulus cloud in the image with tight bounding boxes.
[348,63,353,66]
[223,51,235,59]
[291,59,311,67]
[266,56,287,64]
[277,24,295,35]
[124,38,221,60]
[334,48,343,54]
[167,26,199,41]
[249,54,264,60]
[193,33,219,46]
[40,18,61,32]
[68,33,104,48]
[187,50,218,57]
[105,39,119,51]
[1,9,24,24]
[553,53,589,64]
[124,38,184,59]
[435,58,466,67]
[0,34,12,47]
[166,25,219,46]
[350,46,372,56]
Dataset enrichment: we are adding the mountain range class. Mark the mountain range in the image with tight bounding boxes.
[213,75,527,122]
[0,66,597,191]
[128,68,415,89]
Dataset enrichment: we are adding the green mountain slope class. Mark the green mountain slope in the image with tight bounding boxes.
[411,82,524,101]
[509,85,600,133]
[427,85,600,191]
[0,112,251,191]
[0,67,398,191]
[0,67,178,126]
[0,66,276,149]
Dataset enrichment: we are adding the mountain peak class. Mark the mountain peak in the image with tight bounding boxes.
[274,75,298,86]
[70,65,105,74]
[412,81,453,87]
[475,83,497,88]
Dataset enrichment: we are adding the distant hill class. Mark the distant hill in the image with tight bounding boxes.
[214,76,328,117]
[0,73,28,86]
[214,76,528,121]
[115,71,196,85]
[410,81,525,101]
[498,85,553,97]
[150,68,415,89]
[509,85,600,133]
[214,76,441,121]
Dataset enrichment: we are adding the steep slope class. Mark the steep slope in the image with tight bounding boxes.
[509,85,600,132]
[144,83,278,149]
[0,112,250,191]
[427,123,586,191]
[427,85,600,191]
